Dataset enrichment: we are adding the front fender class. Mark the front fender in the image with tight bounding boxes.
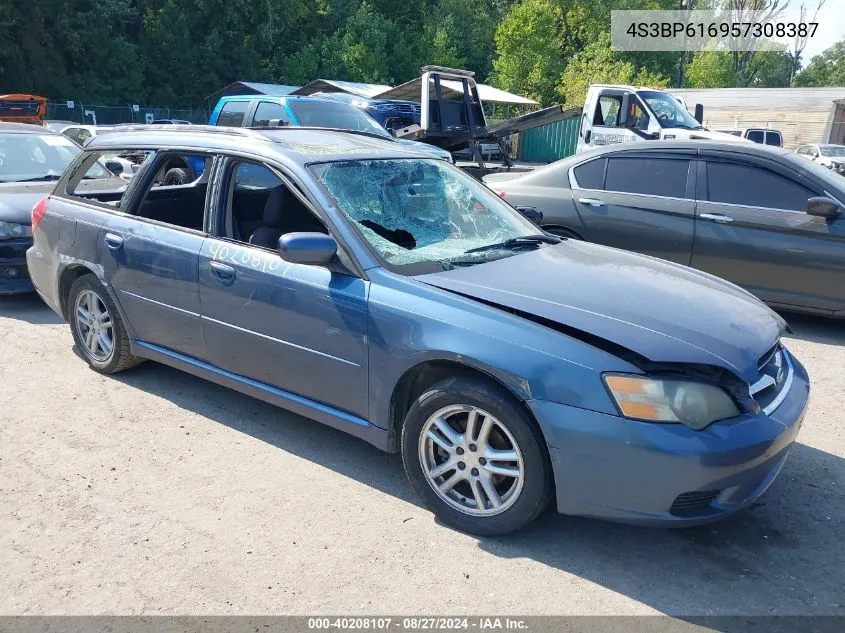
[366,269,638,430]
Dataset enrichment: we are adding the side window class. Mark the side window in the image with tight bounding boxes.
[746,130,765,144]
[65,150,141,206]
[572,158,605,189]
[765,132,782,147]
[605,157,689,198]
[595,95,622,127]
[252,101,291,127]
[796,146,809,155]
[216,101,249,127]
[76,129,93,145]
[131,152,214,230]
[62,128,82,144]
[706,162,814,212]
[222,161,326,249]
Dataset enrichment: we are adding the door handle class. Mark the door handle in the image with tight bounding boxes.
[700,213,734,224]
[104,233,124,250]
[209,260,236,283]
[578,198,605,208]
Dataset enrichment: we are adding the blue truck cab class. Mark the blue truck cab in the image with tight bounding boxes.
[209,95,453,162]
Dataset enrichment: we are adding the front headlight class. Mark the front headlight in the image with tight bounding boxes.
[0,220,32,240]
[603,374,740,430]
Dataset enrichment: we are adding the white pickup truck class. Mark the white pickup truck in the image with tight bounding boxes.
[577,84,745,153]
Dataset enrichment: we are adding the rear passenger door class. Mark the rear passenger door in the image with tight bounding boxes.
[691,153,845,312]
[98,150,218,358]
[571,151,696,264]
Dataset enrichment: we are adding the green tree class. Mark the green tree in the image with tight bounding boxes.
[491,0,565,105]
[557,32,669,107]
[685,51,739,87]
[794,39,845,86]
[340,2,394,83]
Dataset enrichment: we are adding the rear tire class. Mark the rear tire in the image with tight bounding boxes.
[401,377,552,536]
[68,275,139,374]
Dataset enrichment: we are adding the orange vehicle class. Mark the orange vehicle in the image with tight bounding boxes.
[0,94,47,124]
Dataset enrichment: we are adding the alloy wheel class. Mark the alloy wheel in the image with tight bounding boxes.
[75,289,114,362]
[419,404,525,517]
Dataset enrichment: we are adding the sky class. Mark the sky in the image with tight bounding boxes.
[774,1,845,61]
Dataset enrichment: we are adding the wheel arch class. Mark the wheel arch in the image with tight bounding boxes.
[386,358,546,456]
[541,224,583,240]
[58,264,98,320]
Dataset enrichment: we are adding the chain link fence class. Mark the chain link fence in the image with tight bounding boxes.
[45,101,209,125]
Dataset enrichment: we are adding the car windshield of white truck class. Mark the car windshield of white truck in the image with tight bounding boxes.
[288,101,390,137]
[311,159,543,274]
[639,91,702,130]
[0,132,81,183]
[820,145,845,157]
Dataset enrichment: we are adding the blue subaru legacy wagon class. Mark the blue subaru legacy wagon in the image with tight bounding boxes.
[27,126,809,535]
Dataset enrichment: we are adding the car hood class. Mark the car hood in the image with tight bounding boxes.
[0,183,53,225]
[417,242,784,382]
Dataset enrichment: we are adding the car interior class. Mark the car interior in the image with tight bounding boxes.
[223,161,327,248]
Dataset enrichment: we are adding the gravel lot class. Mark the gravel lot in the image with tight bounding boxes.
[1,294,843,616]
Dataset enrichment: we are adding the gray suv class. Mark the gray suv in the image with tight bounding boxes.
[485,141,845,317]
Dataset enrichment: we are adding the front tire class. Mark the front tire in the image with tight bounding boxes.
[68,275,139,374]
[401,377,552,535]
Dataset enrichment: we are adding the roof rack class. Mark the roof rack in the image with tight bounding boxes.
[421,65,475,77]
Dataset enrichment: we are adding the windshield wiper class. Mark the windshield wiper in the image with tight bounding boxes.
[464,234,561,255]
[13,174,61,183]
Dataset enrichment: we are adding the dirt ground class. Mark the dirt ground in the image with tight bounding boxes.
[1,293,842,616]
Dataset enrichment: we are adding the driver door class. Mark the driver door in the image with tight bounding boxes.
[691,154,845,313]
[199,158,370,418]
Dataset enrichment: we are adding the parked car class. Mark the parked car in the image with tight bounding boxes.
[795,143,845,175]
[717,128,783,147]
[27,126,808,535]
[0,94,47,125]
[484,141,845,317]
[58,124,137,179]
[209,95,454,163]
[44,120,77,133]
[0,122,119,294]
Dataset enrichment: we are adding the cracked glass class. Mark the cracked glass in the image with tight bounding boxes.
[310,159,541,274]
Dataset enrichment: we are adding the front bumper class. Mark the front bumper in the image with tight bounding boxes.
[528,351,810,526]
[0,238,34,294]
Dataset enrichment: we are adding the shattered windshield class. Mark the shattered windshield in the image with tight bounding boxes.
[639,91,702,129]
[310,159,544,274]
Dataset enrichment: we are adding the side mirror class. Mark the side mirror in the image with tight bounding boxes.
[268,119,287,127]
[515,206,543,225]
[105,160,123,175]
[806,196,840,219]
[278,232,338,266]
[694,104,704,124]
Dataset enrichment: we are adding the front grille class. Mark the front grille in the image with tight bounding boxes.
[670,490,721,516]
[750,343,792,415]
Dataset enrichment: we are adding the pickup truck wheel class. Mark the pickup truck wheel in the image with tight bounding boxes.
[401,377,552,536]
[68,275,139,374]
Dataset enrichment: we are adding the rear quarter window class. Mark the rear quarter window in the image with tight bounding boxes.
[572,158,605,189]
